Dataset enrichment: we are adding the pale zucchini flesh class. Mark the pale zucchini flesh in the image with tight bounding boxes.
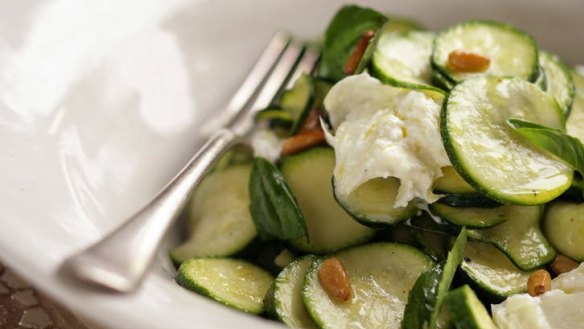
[303,243,433,329]
[170,164,257,264]
[467,205,555,271]
[433,166,475,194]
[430,203,508,228]
[443,285,498,329]
[566,70,584,142]
[543,201,584,261]
[442,76,573,205]
[265,256,319,329]
[371,29,437,90]
[432,21,539,83]
[460,241,531,301]
[539,51,575,116]
[282,147,375,253]
[176,258,273,314]
[334,176,417,226]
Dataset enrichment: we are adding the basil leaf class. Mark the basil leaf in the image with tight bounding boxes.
[319,5,386,82]
[401,264,442,329]
[507,118,584,174]
[430,227,467,329]
[401,228,467,329]
[249,157,307,241]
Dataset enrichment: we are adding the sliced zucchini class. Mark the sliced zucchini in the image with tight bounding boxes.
[255,106,294,127]
[430,203,511,228]
[543,201,584,261]
[442,76,573,205]
[384,16,425,33]
[443,285,498,329]
[432,21,539,83]
[437,194,501,209]
[460,241,531,301]
[432,69,455,91]
[539,51,575,116]
[371,29,437,90]
[303,243,433,329]
[280,74,316,135]
[567,70,584,142]
[281,147,375,253]
[467,205,555,270]
[433,166,475,194]
[334,177,417,227]
[170,164,256,264]
[265,255,318,329]
[176,258,273,314]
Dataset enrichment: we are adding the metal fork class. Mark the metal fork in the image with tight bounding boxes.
[61,33,320,293]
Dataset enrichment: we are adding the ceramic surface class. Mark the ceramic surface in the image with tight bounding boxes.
[0,0,582,328]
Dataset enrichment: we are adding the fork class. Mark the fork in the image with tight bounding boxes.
[61,33,321,293]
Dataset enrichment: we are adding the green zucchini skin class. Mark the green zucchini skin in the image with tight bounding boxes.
[432,20,539,83]
[443,285,498,329]
[441,76,572,205]
[264,255,319,329]
[459,241,532,303]
[170,164,257,264]
[302,242,433,329]
[539,51,575,116]
[176,258,273,314]
[281,147,375,253]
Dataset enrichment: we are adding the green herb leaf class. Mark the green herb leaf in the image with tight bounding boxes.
[248,157,308,241]
[507,118,584,174]
[401,227,467,329]
[401,264,442,329]
[430,227,467,328]
[319,5,386,82]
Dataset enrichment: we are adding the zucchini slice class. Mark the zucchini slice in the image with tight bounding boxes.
[432,21,539,83]
[442,76,573,205]
[280,74,316,135]
[334,177,417,227]
[433,166,475,194]
[436,194,501,209]
[170,164,257,264]
[539,51,575,116]
[265,255,319,329]
[430,203,510,228]
[543,201,584,261]
[467,206,555,270]
[371,29,437,90]
[303,243,433,329]
[281,147,375,253]
[443,285,498,329]
[567,70,584,142]
[176,258,273,314]
[460,241,531,301]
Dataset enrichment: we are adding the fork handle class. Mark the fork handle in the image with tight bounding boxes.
[63,128,238,292]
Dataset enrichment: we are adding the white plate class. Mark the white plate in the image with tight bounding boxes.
[0,0,582,328]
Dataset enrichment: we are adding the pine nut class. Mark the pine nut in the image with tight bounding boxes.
[318,257,351,302]
[527,269,551,297]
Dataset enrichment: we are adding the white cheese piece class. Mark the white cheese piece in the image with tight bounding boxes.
[324,73,449,207]
[492,262,584,329]
[250,128,282,163]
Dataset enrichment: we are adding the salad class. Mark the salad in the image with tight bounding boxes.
[170,4,584,329]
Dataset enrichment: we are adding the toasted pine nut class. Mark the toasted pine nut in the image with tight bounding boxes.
[343,30,375,75]
[280,129,325,156]
[318,257,351,302]
[550,254,579,276]
[527,269,551,297]
[447,50,491,73]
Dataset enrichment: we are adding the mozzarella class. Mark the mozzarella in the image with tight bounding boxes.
[324,73,449,207]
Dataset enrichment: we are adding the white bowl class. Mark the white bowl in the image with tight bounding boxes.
[0,0,582,328]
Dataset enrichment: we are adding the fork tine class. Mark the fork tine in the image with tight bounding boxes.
[203,33,290,136]
[285,45,321,90]
[246,42,304,114]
